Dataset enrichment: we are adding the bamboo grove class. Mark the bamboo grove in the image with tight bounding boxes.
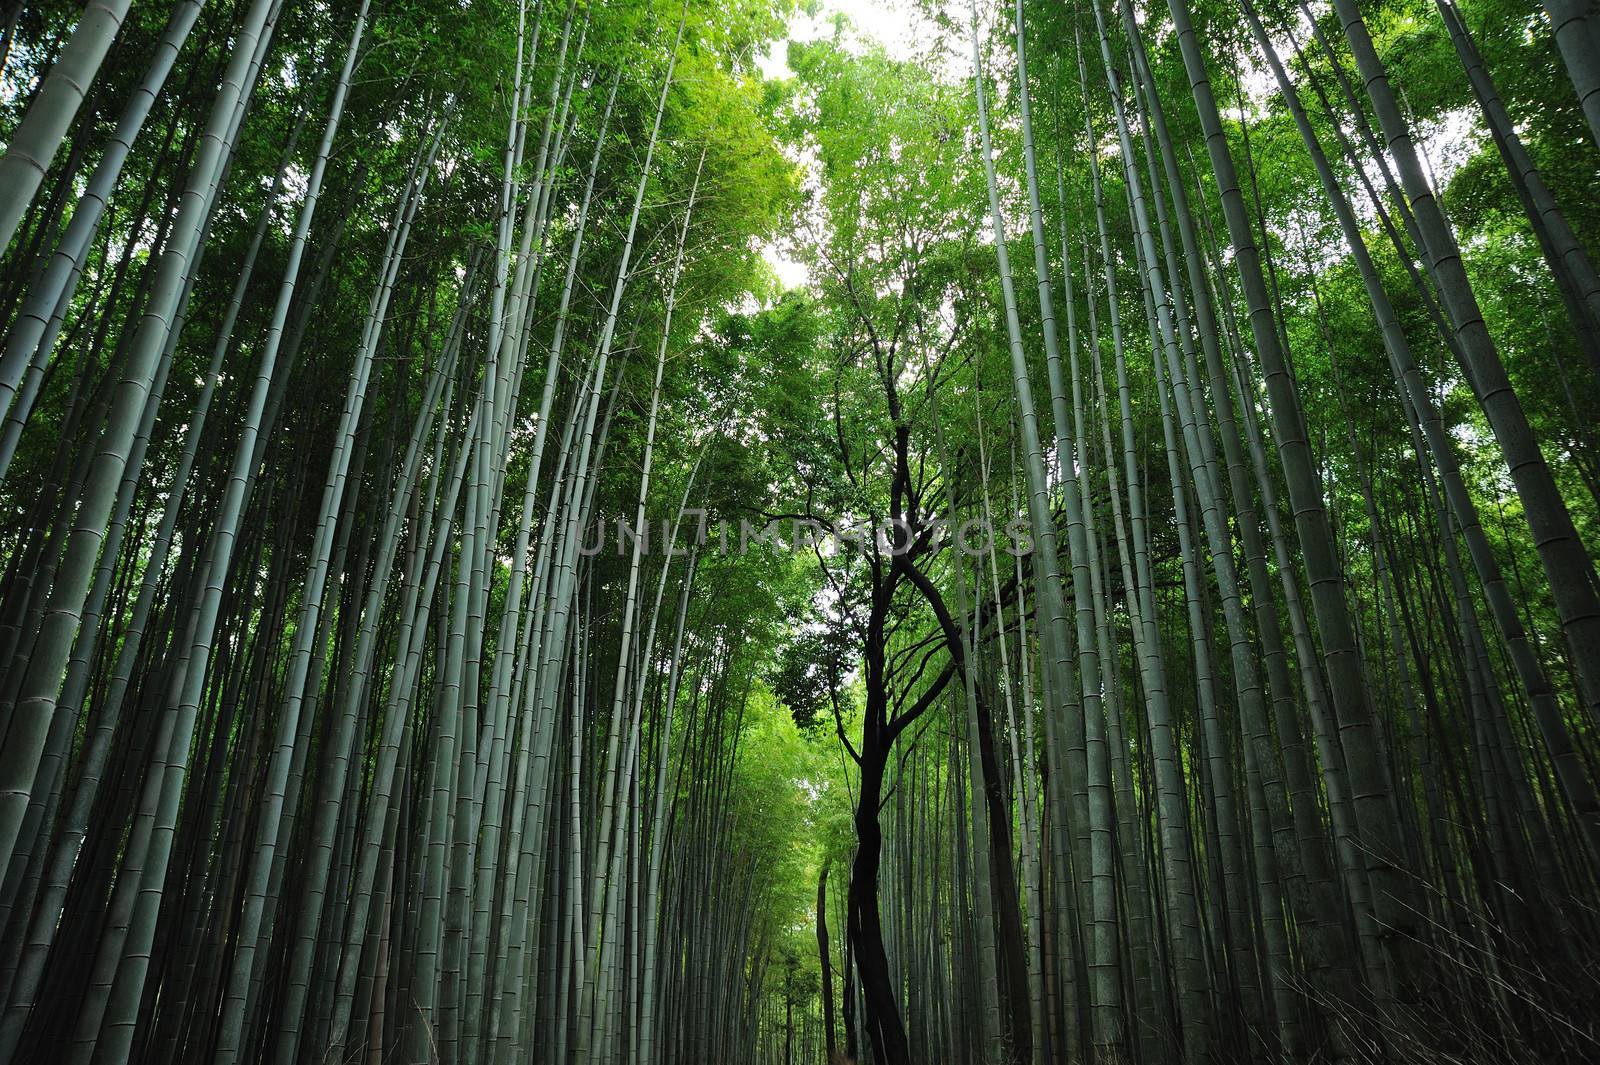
[0,0,1598,1061]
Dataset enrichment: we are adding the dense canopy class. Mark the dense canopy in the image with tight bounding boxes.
[0,0,1598,1062]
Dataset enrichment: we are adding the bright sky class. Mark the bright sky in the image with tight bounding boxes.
[756,0,952,290]
[753,0,1484,298]
[759,0,935,75]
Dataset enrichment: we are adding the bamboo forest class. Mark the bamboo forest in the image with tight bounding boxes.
[5,0,1600,1060]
